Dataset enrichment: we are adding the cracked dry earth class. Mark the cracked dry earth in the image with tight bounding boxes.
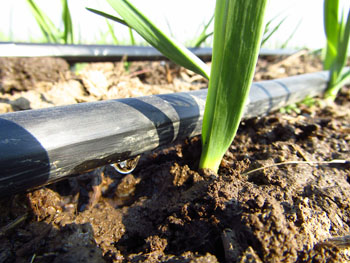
[0,52,350,262]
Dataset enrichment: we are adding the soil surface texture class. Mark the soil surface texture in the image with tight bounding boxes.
[0,51,350,263]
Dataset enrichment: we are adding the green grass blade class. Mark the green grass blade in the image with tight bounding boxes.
[327,69,350,99]
[87,7,136,45]
[337,70,350,88]
[26,0,60,43]
[105,19,119,44]
[193,32,214,48]
[281,19,302,49]
[86,8,128,26]
[96,0,210,79]
[261,16,286,46]
[193,14,214,47]
[264,18,272,35]
[61,0,74,44]
[336,9,350,71]
[199,0,267,172]
[129,27,136,45]
[324,0,340,69]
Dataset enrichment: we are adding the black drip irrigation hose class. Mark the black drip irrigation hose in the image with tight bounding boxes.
[0,42,298,62]
[0,70,333,196]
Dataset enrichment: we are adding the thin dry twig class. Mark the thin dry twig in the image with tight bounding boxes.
[242,159,349,176]
[268,49,309,71]
[0,213,28,237]
[320,235,350,248]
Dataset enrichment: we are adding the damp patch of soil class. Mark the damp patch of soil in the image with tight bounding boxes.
[1,51,350,262]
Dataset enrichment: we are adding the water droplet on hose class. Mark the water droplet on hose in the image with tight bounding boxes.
[111,155,141,174]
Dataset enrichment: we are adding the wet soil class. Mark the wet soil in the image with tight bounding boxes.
[0,51,349,262]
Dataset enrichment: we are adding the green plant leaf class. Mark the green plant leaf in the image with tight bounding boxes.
[26,0,61,43]
[193,32,214,48]
[26,0,75,44]
[323,0,340,70]
[337,69,350,88]
[105,18,119,44]
[193,14,214,47]
[61,0,74,44]
[128,27,136,45]
[88,0,210,79]
[262,16,287,46]
[281,19,302,49]
[199,0,267,172]
[86,8,128,26]
[334,9,350,75]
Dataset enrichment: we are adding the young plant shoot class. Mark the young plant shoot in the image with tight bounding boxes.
[192,14,214,48]
[89,0,267,173]
[199,0,267,172]
[323,0,350,101]
[26,0,74,44]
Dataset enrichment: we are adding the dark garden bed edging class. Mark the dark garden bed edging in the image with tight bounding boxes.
[0,70,334,196]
